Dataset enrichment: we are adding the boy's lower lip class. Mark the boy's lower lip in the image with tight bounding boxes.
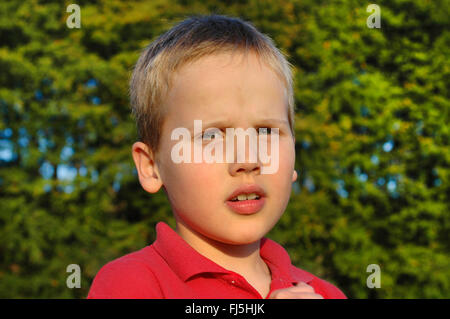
[225,198,266,215]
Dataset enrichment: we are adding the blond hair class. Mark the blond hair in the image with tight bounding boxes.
[130,14,294,152]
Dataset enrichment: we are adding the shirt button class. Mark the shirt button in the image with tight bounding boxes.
[231,280,235,284]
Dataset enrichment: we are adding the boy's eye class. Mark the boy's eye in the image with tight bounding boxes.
[258,127,272,135]
[202,128,223,140]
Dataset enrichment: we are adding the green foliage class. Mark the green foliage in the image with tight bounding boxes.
[0,0,448,298]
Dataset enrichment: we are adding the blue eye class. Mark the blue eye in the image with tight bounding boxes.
[258,127,272,135]
[202,128,223,140]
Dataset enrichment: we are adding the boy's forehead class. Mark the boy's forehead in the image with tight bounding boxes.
[172,52,282,87]
[165,52,288,120]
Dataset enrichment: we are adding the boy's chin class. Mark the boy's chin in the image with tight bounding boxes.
[211,226,270,246]
[176,213,277,246]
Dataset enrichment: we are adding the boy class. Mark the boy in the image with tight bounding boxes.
[87,14,346,299]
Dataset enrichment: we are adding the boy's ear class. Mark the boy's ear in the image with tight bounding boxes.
[292,135,297,183]
[132,142,163,193]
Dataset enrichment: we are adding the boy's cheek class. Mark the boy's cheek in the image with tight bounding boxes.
[162,162,222,192]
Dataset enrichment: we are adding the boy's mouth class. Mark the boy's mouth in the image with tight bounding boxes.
[225,184,266,215]
[226,184,266,201]
[229,193,261,201]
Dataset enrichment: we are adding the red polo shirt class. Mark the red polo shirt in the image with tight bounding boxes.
[87,222,346,299]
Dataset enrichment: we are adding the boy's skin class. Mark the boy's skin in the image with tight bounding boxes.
[132,52,323,299]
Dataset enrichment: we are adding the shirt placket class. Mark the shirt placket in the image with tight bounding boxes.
[265,276,295,299]
[223,272,265,299]
[264,259,296,298]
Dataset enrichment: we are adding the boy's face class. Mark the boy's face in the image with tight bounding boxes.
[137,52,296,245]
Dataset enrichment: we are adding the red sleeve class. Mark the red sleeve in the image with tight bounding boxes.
[311,277,347,299]
[87,258,164,299]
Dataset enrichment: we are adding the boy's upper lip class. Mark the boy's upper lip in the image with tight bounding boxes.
[226,184,266,201]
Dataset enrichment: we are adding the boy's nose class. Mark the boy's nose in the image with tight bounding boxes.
[229,161,261,176]
[228,154,262,176]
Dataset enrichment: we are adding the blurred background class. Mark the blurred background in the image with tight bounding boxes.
[0,0,448,298]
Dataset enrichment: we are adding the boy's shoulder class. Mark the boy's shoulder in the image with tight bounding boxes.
[87,246,164,299]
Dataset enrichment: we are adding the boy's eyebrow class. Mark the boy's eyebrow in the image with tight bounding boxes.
[254,118,290,127]
[187,118,289,134]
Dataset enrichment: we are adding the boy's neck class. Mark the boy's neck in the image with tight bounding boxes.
[175,220,271,280]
